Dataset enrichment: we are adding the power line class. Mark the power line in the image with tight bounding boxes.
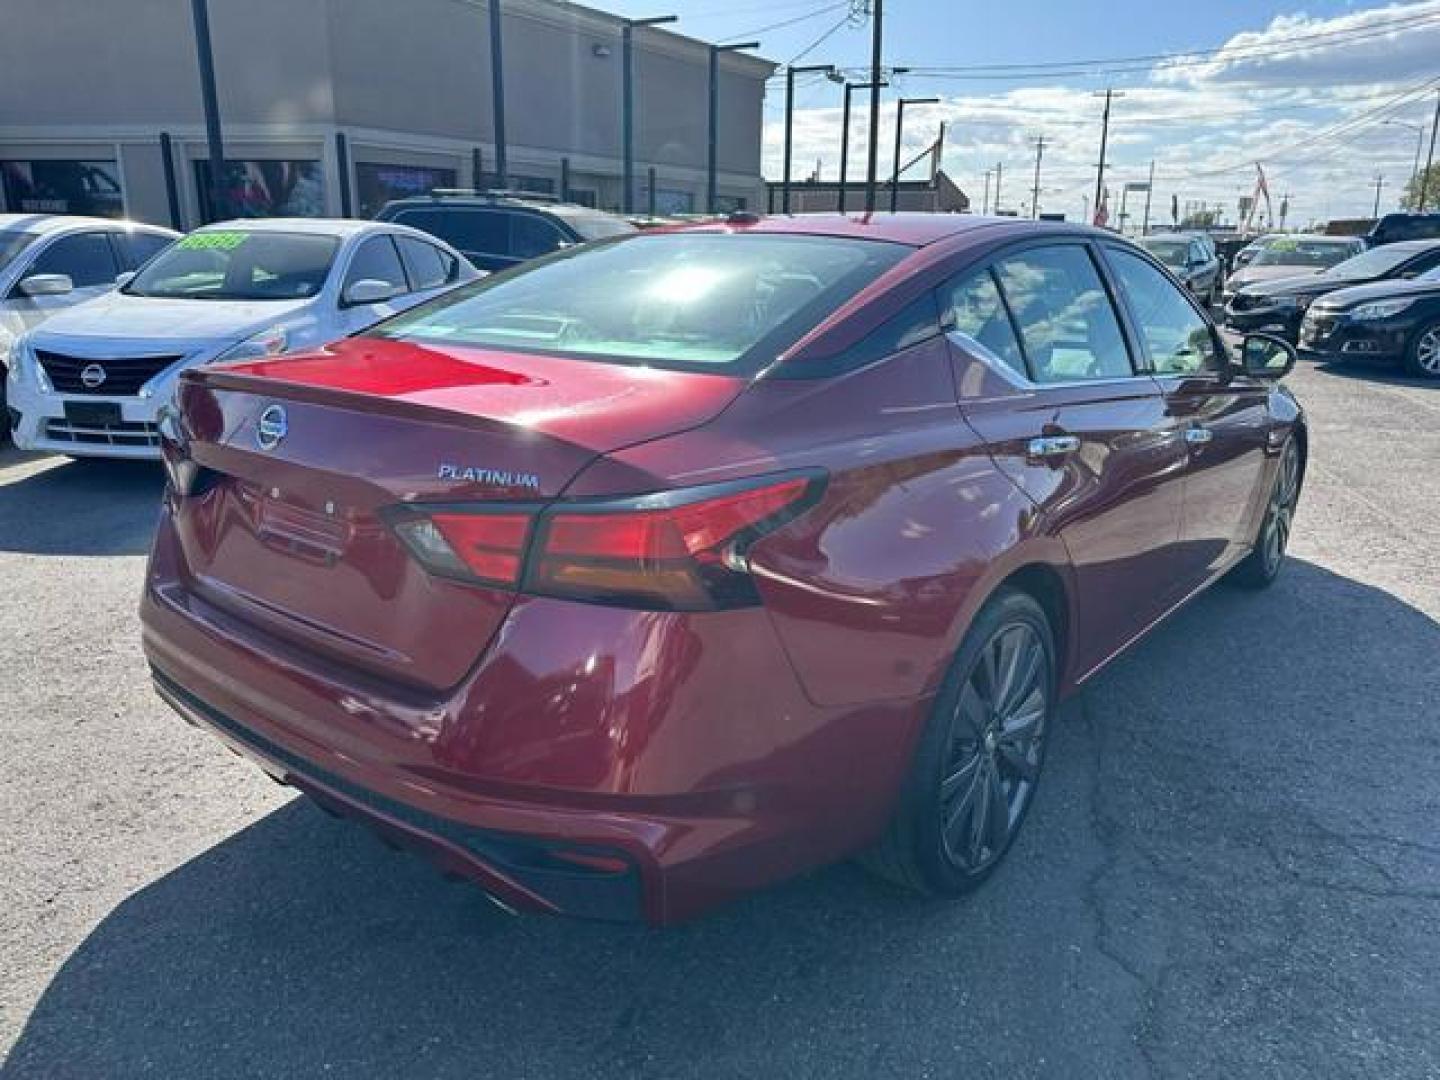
[722,1,849,45]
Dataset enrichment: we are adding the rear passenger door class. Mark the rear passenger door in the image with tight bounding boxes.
[336,234,413,334]
[944,241,1192,678]
[1102,243,1272,587]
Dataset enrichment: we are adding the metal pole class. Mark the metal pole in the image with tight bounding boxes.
[1030,134,1045,219]
[560,156,570,202]
[621,16,678,217]
[708,42,760,215]
[891,99,906,213]
[335,131,353,217]
[1373,174,1385,218]
[472,146,484,188]
[159,132,182,230]
[1141,159,1154,235]
[189,0,225,222]
[839,83,853,213]
[1093,87,1113,226]
[648,166,657,218]
[993,161,1002,214]
[488,0,508,188]
[1419,90,1440,212]
[863,0,883,214]
[783,66,797,214]
[981,169,991,215]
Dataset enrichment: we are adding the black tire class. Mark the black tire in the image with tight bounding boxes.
[1402,320,1440,380]
[1228,437,1301,589]
[862,588,1056,896]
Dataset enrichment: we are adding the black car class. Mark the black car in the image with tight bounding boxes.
[1225,239,1440,340]
[1299,266,1440,378]
[374,190,636,273]
[1138,233,1224,305]
[1366,212,1440,247]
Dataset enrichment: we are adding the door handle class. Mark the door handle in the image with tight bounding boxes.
[1184,426,1214,446]
[1027,434,1081,459]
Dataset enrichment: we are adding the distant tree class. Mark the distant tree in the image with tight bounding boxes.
[1180,208,1220,229]
[1399,164,1440,211]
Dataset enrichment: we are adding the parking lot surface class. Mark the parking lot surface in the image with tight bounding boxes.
[1,359,1438,1079]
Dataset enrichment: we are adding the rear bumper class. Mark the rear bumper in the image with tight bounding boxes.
[141,510,924,924]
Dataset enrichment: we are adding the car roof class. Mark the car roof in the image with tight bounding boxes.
[0,213,175,237]
[668,213,1075,248]
[198,217,390,238]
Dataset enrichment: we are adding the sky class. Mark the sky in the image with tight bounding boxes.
[601,0,1440,226]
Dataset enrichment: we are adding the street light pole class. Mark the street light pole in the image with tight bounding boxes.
[621,14,677,215]
[708,41,759,214]
[1029,134,1046,219]
[863,0,884,214]
[981,169,992,215]
[891,96,939,212]
[1373,173,1386,218]
[993,161,1003,214]
[189,0,225,222]
[782,65,839,214]
[488,0,508,189]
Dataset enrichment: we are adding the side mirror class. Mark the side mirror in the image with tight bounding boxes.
[115,271,136,288]
[18,273,74,297]
[341,279,402,307]
[1240,333,1296,380]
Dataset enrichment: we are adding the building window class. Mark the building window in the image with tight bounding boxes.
[356,162,457,218]
[652,189,694,215]
[0,160,124,218]
[194,159,325,220]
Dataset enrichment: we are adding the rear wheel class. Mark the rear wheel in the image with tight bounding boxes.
[1228,438,1300,589]
[1403,321,1440,379]
[862,589,1056,896]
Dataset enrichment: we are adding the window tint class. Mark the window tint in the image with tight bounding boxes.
[1108,248,1220,376]
[397,236,459,290]
[993,246,1132,382]
[344,235,409,293]
[394,208,506,257]
[115,230,173,270]
[510,214,567,260]
[818,293,940,373]
[29,232,119,288]
[940,268,1026,378]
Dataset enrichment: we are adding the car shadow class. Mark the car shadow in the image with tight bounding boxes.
[1307,357,1440,389]
[0,455,163,556]
[5,560,1440,1078]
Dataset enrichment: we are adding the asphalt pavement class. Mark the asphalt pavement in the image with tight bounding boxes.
[1,356,1438,1079]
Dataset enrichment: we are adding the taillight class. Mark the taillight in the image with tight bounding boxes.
[387,471,824,610]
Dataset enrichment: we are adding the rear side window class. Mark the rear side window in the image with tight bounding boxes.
[940,268,1026,378]
[344,235,409,293]
[510,214,568,260]
[29,232,119,288]
[394,208,507,257]
[397,236,460,289]
[371,232,910,373]
[993,246,1132,383]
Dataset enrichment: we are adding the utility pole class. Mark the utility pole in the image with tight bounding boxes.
[782,65,839,213]
[863,0,884,214]
[1420,89,1440,212]
[1140,159,1155,235]
[1092,88,1120,226]
[621,15,677,215]
[1373,173,1386,218]
[488,0,508,188]
[993,161,1003,214]
[892,96,939,212]
[189,0,225,222]
[708,41,759,213]
[1278,191,1291,230]
[1029,135,1046,219]
[981,169,992,215]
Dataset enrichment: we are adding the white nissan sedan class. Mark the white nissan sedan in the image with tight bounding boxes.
[5,218,478,459]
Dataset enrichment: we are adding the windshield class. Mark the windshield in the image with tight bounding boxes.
[124,229,340,300]
[0,230,40,275]
[1251,239,1359,268]
[1324,245,1418,279]
[1140,239,1189,266]
[370,232,910,373]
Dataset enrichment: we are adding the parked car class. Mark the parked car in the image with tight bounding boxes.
[1138,233,1224,304]
[1366,212,1440,247]
[1300,264,1440,377]
[1223,236,1367,305]
[1225,239,1440,340]
[6,219,477,459]
[1230,234,1278,272]
[142,214,1305,924]
[374,189,636,273]
[1212,232,1257,275]
[1,215,178,439]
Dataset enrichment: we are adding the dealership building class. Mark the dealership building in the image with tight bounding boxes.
[0,0,775,228]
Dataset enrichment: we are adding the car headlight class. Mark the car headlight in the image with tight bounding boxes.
[1348,298,1415,321]
[213,326,290,364]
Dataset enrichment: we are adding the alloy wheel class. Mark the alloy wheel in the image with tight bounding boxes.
[939,622,1050,874]
[1416,326,1440,375]
[1262,441,1300,575]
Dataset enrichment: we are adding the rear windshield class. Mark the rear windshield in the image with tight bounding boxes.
[369,233,911,372]
[1251,239,1359,268]
[123,229,340,300]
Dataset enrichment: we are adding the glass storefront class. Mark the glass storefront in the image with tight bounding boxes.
[0,160,125,217]
[195,159,325,220]
[355,162,457,217]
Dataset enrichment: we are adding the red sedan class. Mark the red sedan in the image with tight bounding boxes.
[142,214,1305,924]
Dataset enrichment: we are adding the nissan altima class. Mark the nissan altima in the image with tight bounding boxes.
[142,215,1306,923]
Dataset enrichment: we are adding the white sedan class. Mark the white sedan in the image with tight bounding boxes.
[6,218,479,459]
